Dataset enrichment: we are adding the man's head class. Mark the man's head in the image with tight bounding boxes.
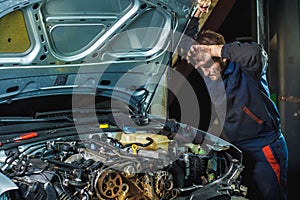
[196,29,225,46]
[195,30,227,80]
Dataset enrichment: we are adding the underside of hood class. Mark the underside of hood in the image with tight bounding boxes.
[0,0,196,116]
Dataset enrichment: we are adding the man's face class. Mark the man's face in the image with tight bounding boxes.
[199,61,222,81]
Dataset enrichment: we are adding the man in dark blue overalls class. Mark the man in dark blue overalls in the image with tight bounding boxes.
[184,29,288,200]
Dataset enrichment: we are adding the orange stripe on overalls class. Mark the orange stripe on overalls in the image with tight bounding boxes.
[262,145,280,183]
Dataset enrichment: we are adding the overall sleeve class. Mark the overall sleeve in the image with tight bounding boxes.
[221,42,268,76]
[177,17,200,58]
[185,17,200,39]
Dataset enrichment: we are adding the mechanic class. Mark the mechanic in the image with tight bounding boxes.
[185,30,288,200]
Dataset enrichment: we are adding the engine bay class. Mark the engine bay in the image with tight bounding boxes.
[0,122,247,200]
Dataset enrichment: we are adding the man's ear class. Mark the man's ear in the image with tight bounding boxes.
[222,58,227,62]
[221,58,228,69]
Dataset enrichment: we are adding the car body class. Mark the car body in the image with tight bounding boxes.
[0,0,247,199]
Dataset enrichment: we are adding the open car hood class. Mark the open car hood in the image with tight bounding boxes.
[0,0,195,116]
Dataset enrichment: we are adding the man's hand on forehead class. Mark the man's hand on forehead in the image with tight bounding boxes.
[186,45,214,69]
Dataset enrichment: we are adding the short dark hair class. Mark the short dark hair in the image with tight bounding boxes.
[196,30,225,45]
[196,30,227,68]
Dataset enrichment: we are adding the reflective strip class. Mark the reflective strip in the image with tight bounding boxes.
[262,145,280,183]
[242,106,263,124]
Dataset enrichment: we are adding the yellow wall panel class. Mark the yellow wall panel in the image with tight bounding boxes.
[0,10,30,53]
